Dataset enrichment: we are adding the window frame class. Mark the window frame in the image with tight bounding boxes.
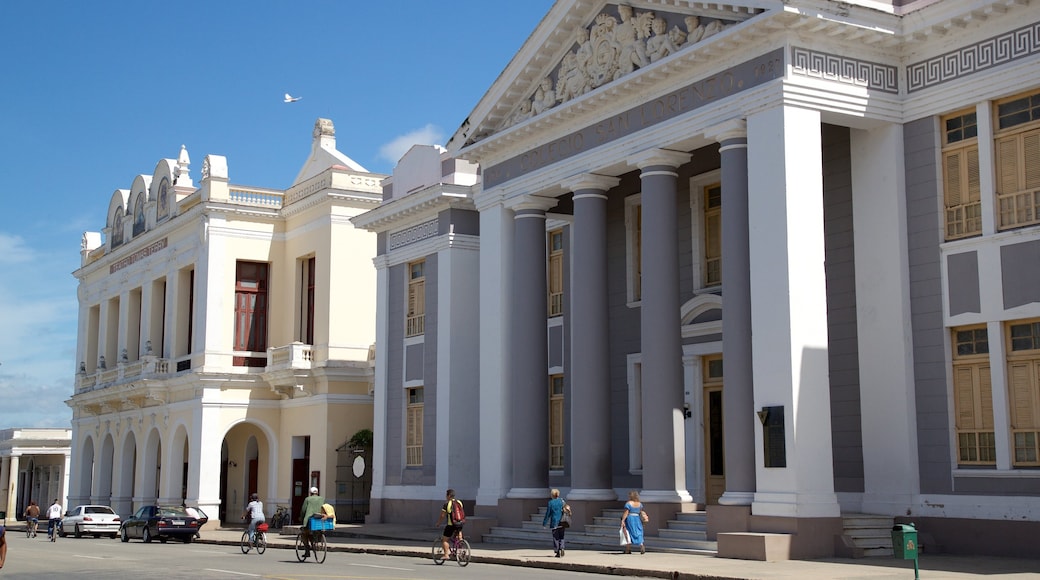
[233,261,269,365]
[406,260,426,337]
[549,374,565,470]
[548,229,564,317]
[994,90,1040,231]
[951,325,996,466]
[942,108,983,240]
[1005,319,1040,467]
[405,386,424,467]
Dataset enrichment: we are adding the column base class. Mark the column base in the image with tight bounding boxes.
[566,488,617,501]
[719,491,754,506]
[506,487,549,499]
[638,489,693,503]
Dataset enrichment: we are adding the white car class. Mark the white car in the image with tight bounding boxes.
[59,505,122,538]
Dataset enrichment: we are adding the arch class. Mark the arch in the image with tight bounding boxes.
[169,423,190,503]
[680,293,723,338]
[220,419,277,521]
[98,433,115,504]
[107,189,129,248]
[76,434,96,501]
[115,430,138,516]
[141,427,162,504]
[129,174,152,238]
[152,158,176,222]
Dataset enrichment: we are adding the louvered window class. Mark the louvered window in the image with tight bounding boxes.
[995,91,1040,230]
[549,375,565,469]
[1007,320,1040,466]
[942,110,982,240]
[406,260,425,337]
[952,327,995,465]
[704,184,722,286]
[406,387,424,466]
[548,230,564,317]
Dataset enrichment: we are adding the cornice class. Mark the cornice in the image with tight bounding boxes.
[351,183,476,232]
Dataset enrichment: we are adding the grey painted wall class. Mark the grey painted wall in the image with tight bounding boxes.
[413,252,438,485]
[1001,240,1040,309]
[904,116,954,495]
[947,251,981,315]
[405,343,424,381]
[439,208,480,237]
[822,124,865,493]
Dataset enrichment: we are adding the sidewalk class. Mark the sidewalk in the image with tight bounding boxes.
[197,522,1040,579]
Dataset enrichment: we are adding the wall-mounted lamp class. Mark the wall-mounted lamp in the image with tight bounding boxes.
[682,403,692,419]
[228,460,238,468]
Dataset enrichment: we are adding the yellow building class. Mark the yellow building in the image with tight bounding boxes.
[68,119,381,525]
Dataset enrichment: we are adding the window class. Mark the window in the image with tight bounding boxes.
[942,110,982,240]
[1007,320,1040,466]
[111,207,125,248]
[625,198,642,302]
[299,256,315,344]
[549,375,565,469]
[234,261,268,365]
[951,326,995,465]
[995,90,1040,230]
[133,195,146,237]
[406,387,424,466]
[704,183,722,286]
[548,230,564,317]
[406,260,426,337]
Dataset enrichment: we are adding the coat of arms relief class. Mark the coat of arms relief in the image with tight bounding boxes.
[499,5,734,131]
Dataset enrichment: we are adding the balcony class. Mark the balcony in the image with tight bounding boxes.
[75,355,182,394]
[263,342,315,399]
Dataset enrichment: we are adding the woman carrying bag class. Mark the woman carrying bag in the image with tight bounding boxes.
[620,490,647,554]
[541,488,571,557]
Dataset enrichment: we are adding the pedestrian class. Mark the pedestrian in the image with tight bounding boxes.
[541,488,570,557]
[620,490,645,554]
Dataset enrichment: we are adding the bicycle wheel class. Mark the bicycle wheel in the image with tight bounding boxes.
[255,533,266,555]
[240,531,251,554]
[432,538,446,564]
[314,533,327,564]
[455,538,472,567]
[295,533,309,562]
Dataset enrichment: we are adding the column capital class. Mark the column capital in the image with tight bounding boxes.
[629,148,690,170]
[704,118,747,143]
[560,173,620,194]
[504,194,557,214]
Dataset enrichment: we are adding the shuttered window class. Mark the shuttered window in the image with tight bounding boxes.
[995,91,1040,231]
[952,327,994,465]
[704,183,722,286]
[548,230,564,317]
[942,110,982,240]
[549,375,565,470]
[406,387,424,466]
[406,260,425,337]
[1007,321,1040,466]
[234,261,269,356]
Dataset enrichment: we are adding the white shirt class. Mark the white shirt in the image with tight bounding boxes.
[246,500,264,520]
[46,503,62,519]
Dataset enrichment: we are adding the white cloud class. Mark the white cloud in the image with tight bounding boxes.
[378,124,445,165]
[0,231,78,429]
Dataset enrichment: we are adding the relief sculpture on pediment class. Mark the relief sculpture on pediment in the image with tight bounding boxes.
[496,5,734,133]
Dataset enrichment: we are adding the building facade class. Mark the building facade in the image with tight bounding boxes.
[359,0,1040,559]
[68,119,380,525]
[0,428,71,520]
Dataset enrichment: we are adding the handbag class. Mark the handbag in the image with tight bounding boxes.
[619,527,631,546]
[640,510,649,524]
[559,511,572,528]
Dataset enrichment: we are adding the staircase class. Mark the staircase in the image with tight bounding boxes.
[838,513,894,558]
[482,507,718,555]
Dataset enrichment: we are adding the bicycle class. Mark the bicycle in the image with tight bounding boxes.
[294,520,328,564]
[26,518,38,538]
[47,519,60,542]
[240,523,267,555]
[432,531,471,567]
[271,505,289,529]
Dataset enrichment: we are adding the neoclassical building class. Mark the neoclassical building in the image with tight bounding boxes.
[69,119,380,524]
[357,0,1040,560]
[0,428,72,520]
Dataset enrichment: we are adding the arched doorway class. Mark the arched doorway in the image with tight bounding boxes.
[98,434,115,505]
[220,422,272,522]
[115,432,137,516]
[77,436,95,503]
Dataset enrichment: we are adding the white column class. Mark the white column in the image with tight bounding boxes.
[164,268,180,359]
[747,105,839,518]
[98,299,112,370]
[976,101,997,236]
[62,452,71,509]
[193,397,224,522]
[370,257,389,517]
[1,455,13,518]
[117,290,130,364]
[475,195,515,507]
[197,215,229,366]
[851,124,921,513]
[139,281,155,358]
[985,320,1013,470]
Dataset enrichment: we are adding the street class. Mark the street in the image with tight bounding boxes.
[0,532,645,579]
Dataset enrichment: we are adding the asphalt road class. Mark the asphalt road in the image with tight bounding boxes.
[0,532,635,580]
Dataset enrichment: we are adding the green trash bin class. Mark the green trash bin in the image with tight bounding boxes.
[0,510,6,520]
[891,523,919,560]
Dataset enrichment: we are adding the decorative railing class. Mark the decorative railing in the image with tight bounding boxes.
[267,342,314,370]
[229,187,283,208]
[998,188,1040,231]
[74,356,179,394]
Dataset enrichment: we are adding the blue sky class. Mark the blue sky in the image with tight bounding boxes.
[0,0,554,429]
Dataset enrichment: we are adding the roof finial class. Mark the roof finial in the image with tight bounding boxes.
[175,145,193,186]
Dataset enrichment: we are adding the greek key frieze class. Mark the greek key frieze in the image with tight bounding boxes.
[791,47,898,94]
[388,219,439,251]
[907,22,1040,92]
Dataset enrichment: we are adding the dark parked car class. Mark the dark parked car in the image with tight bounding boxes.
[119,505,200,543]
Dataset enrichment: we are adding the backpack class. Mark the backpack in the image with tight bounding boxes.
[449,499,465,525]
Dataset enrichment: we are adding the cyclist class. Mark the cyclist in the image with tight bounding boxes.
[242,493,265,544]
[298,486,324,558]
[45,498,63,542]
[23,500,40,537]
[434,488,464,558]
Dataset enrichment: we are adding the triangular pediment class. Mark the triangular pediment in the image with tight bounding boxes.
[447,1,770,152]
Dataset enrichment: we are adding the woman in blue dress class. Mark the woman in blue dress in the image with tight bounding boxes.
[620,490,645,554]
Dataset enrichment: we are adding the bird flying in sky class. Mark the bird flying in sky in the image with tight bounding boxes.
[284,93,302,103]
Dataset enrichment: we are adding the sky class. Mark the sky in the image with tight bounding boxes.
[0,0,555,430]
